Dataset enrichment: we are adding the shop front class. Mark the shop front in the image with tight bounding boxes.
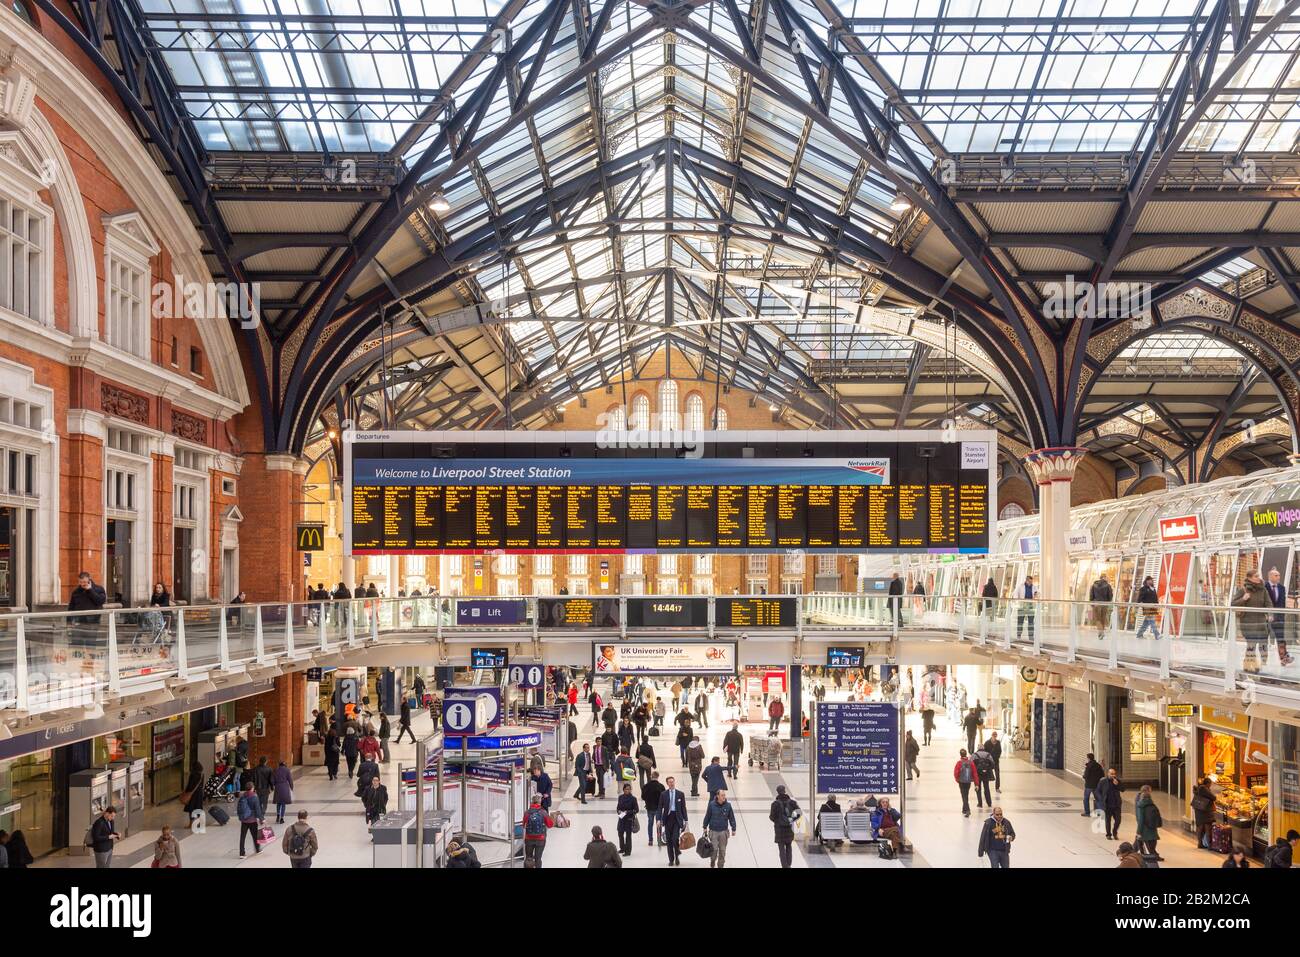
[1195,707,1269,855]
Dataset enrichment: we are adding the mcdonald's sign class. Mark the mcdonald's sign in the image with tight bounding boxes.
[296,524,325,551]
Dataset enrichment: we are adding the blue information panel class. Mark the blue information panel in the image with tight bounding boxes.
[816,702,900,794]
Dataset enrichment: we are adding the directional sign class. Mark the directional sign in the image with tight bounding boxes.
[815,702,900,795]
[509,664,545,689]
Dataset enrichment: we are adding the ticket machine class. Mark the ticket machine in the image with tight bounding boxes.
[106,764,129,827]
[197,728,230,773]
[109,758,146,835]
[68,768,110,856]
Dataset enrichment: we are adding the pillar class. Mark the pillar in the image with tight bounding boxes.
[235,671,307,766]
[1023,447,1087,602]
[342,554,356,592]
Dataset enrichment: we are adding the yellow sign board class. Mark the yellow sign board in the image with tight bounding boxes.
[1166,703,1196,718]
[296,524,325,551]
[1201,707,1250,735]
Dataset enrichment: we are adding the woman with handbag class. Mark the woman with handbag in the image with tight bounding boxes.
[152,825,182,869]
[616,783,639,857]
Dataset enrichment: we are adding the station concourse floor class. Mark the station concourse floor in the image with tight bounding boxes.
[37,699,1217,870]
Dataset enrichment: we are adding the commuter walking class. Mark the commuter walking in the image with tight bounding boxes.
[602,701,618,732]
[1233,570,1270,671]
[252,756,274,818]
[342,727,360,779]
[521,798,554,868]
[236,783,264,858]
[615,783,639,856]
[592,740,610,799]
[905,730,920,781]
[701,755,728,805]
[362,776,389,825]
[617,716,635,754]
[1081,753,1105,816]
[1096,767,1123,839]
[769,784,801,868]
[1266,567,1295,665]
[282,810,318,868]
[395,698,416,744]
[574,743,594,804]
[324,729,341,781]
[654,696,667,729]
[657,776,689,865]
[693,689,709,728]
[1135,576,1162,639]
[973,746,996,808]
[977,806,1016,868]
[981,577,998,619]
[985,731,1002,793]
[686,736,705,796]
[1089,574,1113,637]
[675,720,694,767]
[152,825,182,869]
[954,748,980,817]
[921,705,936,746]
[723,722,744,778]
[1134,784,1164,860]
[1016,576,1038,639]
[359,728,383,763]
[635,738,657,787]
[89,806,120,868]
[963,707,980,753]
[271,761,293,824]
[632,702,649,743]
[583,825,622,868]
[588,688,602,727]
[702,788,737,868]
[182,762,205,827]
[641,771,665,847]
[767,696,785,733]
[377,713,391,762]
[671,680,684,712]
[67,571,106,622]
[567,683,579,717]
[356,753,380,797]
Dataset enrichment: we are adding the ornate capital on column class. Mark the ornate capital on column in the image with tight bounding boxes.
[1024,447,1087,485]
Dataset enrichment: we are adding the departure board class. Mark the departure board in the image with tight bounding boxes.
[346,431,995,556]
[537,597,621,628]
[716,596,797,628]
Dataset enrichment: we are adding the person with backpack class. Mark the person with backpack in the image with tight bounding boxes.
[613,748,636,788]
[635,738,657,787]
[583,825,622,868]
[521,798,554,868]
[905,730,921,781]
[282,810,318,868]
[1265,830,1298,867]
[973,746,996,808]
[702,787,737,868]
[977,806,1015,868]
[769,784,801,868]
[723,722,745,778]
[1096,767,1124,840]
[953,748,980,817]
[685,736,706,796]
[236,783,264,858]
[1191,777,1217,848]
[1134,784,1163,861]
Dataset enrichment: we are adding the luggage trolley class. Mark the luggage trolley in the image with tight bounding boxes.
[747,731,782,771]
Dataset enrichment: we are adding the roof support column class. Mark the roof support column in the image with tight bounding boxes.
[1024,447,1088,604]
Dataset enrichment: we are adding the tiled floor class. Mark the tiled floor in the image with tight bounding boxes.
[37,697,1226,869]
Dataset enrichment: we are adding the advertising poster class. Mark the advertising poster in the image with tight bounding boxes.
[593,641,737,676]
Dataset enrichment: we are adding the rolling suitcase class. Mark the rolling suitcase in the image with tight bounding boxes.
[648,727,660,737]
[1210,823,1233,853]
[208,804,230,826]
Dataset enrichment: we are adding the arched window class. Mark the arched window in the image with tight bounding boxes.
[604,404,626,431]
[630,394,650,429]
[999,502,1026,520]
[712,406,728,430]
[8,1,35,25]
[683,393,704,431]
[658,380,678,429]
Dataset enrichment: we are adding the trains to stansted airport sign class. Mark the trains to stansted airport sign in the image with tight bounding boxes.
[343,430,995,556]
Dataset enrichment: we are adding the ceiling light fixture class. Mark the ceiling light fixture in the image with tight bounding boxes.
[427,194,451,213]
[890,190,912,212]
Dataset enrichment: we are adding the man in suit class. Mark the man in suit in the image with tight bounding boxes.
[1016,576,1039,639]
[573,743,593,804]
[1266,568,1295,665]
[657,775,689,866]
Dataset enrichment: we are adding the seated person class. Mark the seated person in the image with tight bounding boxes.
[817,794,843,842]
[871,797,903,852]
[849,795,878,814]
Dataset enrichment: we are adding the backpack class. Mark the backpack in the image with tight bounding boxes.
[524,808,547,837]
[974,753,994,777]
[957,760,974,784]
[288,827,312,856]
[783,801,802,828]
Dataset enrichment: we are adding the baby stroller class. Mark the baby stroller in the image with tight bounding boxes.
[131,609,169,652]
[204,760,238,802]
